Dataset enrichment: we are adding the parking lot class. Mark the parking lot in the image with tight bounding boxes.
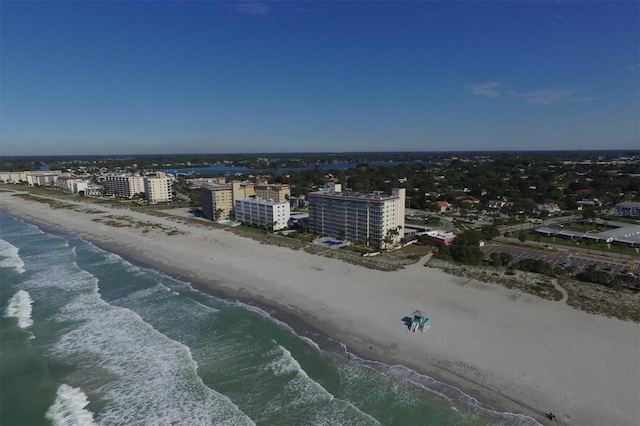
[481,242,640,276]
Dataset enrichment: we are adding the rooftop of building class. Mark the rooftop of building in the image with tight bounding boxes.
[236,197,289,206]
[201,183,233,190]
[309,189,399,201]
[255,183,290,189]
[616,201,640,208]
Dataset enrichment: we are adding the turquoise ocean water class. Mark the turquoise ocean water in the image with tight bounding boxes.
[0,213,539,425]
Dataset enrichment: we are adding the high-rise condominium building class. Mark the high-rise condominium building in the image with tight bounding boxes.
[308,186,406,249]
[104,175,145,199]
[145,172,172,204]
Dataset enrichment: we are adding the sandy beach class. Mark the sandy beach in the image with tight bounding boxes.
[1,191,638,426]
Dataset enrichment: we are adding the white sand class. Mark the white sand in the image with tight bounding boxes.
[2,191,638,426]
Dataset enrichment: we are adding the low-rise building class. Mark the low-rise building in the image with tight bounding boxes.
[434,200,452,212]
[289,196,307,209]
[235,197,290,231]
[0,171,61,186]
[615,202,640,218]
[533,203,561,215]
[425,230,456,245]
[0,171,28,183]
[26,171,61,186]
[56,175,93,194]
[83,184,103,197]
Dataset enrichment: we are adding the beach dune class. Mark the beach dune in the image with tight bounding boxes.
[1,191,638,426]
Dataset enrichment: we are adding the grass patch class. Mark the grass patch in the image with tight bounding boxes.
[428,258,639,322]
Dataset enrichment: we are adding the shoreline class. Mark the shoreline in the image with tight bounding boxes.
[2,191,638,426]
[4,212,525,424]
[42,225,510,418]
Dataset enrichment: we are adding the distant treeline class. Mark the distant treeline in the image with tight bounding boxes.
[1,150,637,172]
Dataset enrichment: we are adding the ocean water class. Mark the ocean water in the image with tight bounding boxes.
[0,213,539,426]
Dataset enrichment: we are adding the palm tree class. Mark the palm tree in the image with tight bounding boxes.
[582,208,596,226]
[585,239,593,254]
[300,220,309,235]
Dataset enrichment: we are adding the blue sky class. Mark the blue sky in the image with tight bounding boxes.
[1,1,638,155]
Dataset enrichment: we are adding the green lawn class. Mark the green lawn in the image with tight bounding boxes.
[530,234,639,257]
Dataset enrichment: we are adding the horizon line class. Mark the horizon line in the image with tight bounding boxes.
[1,149,639,159]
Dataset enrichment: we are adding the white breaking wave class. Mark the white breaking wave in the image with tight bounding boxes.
[265,343,334,405]
[262,343,379,424]
[230,300,296,334]
[49,292,255,425]
[45,384,97,426]
[5,290,33,329]
[0,238,26,273]
[300,336,322,352]
[364,361,541,426]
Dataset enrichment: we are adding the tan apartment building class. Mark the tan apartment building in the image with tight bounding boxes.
[0,171,29,183]
[27,171,62,186]
[201,181,255,221]
[254,183,290,202]
[144,172,172,204]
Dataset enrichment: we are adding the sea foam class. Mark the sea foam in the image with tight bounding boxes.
[262,343,378,424]
[0,238,26,273]
[49,290,254,425]
[45,384,97,426]
[364,361,541,426]
[5,290,33,329]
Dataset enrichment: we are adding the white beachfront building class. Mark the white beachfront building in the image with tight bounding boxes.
[307,184,406,249]
[235,197,290,231]
[1,170,61,186]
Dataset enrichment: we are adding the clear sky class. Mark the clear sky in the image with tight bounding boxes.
[1,1,638,155]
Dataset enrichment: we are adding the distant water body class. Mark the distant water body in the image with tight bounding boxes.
[158,160,422,176]
[0,213,539,425]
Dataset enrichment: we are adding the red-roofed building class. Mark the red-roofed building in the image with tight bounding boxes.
[434,201,452,212]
